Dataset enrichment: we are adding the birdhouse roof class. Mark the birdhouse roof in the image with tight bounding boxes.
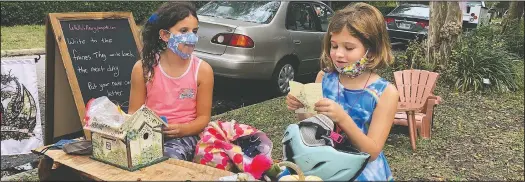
[84,105,167,140]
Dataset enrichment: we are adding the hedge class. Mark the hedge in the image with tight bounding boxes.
[0,1,209,26]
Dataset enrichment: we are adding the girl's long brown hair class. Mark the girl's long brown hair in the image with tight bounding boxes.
[140,2,198,82]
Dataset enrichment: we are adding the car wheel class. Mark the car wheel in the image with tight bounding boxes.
[272,62,296,95]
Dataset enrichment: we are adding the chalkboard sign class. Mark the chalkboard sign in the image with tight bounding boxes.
[59,19,136,112]
[46,12,142,142]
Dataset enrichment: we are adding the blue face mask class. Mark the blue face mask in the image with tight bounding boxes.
[165,30,199,59]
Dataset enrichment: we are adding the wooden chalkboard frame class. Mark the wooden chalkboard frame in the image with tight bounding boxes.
[46,12,142,142]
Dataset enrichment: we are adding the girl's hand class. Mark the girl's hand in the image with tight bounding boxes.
[314,98,349,122]
[286,94,304,111]
[163,124,183,138]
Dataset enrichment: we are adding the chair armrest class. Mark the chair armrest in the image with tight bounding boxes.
[428,95,443,105]
[422,98,439,115]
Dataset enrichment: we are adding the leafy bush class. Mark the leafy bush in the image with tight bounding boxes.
[379,40,435,83]
[500,19,524,58]
[394,40,435,70]
[0,1,209,26]
[512,60,524,91]
[448,25,519,93]
[472,19,524,58]
[382,22,522,93]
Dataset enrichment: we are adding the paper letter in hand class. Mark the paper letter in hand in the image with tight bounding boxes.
[288,81,323,114]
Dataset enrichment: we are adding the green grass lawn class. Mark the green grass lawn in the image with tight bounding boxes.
[212,87,524,181]
[1,25,45,50]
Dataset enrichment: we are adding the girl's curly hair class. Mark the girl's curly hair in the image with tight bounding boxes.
[140,2,198,82]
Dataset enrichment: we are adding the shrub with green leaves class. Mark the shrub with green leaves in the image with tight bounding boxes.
[470,19,524,58]
[395,40,435,70]
[382,22,522,93]
[379,40,434,82]
[511,60,524,91]
[500,19,524,58]
[1,1,209,26]
[448,25,519,93]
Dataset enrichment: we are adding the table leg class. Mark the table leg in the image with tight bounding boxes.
[38,156,54,181]
[37,156,91,181]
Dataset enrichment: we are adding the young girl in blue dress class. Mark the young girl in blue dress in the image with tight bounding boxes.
[286,3,399,181]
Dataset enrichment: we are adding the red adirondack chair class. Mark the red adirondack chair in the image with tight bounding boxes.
[393,70,442,151]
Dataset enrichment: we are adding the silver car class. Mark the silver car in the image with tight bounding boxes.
[194,1,334,94]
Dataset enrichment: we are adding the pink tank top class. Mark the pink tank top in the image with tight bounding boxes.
[145,54,202,124]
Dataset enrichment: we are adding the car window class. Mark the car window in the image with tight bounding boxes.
[197,1,280,24]
[286,3,318,32]
[466,1,483,7]
[312,3,333,32]
[388,5,429,18]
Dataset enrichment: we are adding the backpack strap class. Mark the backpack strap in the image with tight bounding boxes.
[312,114,344,144]
[299,115,344,144]
[297,121,343,146]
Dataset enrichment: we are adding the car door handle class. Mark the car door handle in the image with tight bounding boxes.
[293,40,301,44]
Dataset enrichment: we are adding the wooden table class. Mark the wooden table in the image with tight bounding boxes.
[32,146,234,181]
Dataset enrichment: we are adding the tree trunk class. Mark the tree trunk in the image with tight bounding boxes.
[427,1,463,69]
[501,1,524,34]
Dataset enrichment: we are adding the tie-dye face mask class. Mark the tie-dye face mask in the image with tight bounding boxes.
[165,30,199,60]
[334,50,369,78]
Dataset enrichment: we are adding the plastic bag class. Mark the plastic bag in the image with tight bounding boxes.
[83,96,125,129]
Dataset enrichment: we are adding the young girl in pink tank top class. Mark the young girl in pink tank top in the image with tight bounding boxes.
[128,2,214,161]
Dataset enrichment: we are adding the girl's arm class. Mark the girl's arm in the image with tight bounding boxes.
[296,71,325,121]
[178,61,214,136]
[338,84,398,161]
[128,61,147,114]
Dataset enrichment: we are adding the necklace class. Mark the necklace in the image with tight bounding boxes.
[335,72,372,133]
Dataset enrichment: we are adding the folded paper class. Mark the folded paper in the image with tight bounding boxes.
[288,81,323,114]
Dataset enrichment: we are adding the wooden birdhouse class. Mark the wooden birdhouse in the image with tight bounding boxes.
[85,105,168,171]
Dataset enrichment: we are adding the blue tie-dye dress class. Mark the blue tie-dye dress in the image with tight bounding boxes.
[322,72,394,181]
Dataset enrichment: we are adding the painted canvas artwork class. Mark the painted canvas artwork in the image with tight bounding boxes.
[1,59,43,156]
